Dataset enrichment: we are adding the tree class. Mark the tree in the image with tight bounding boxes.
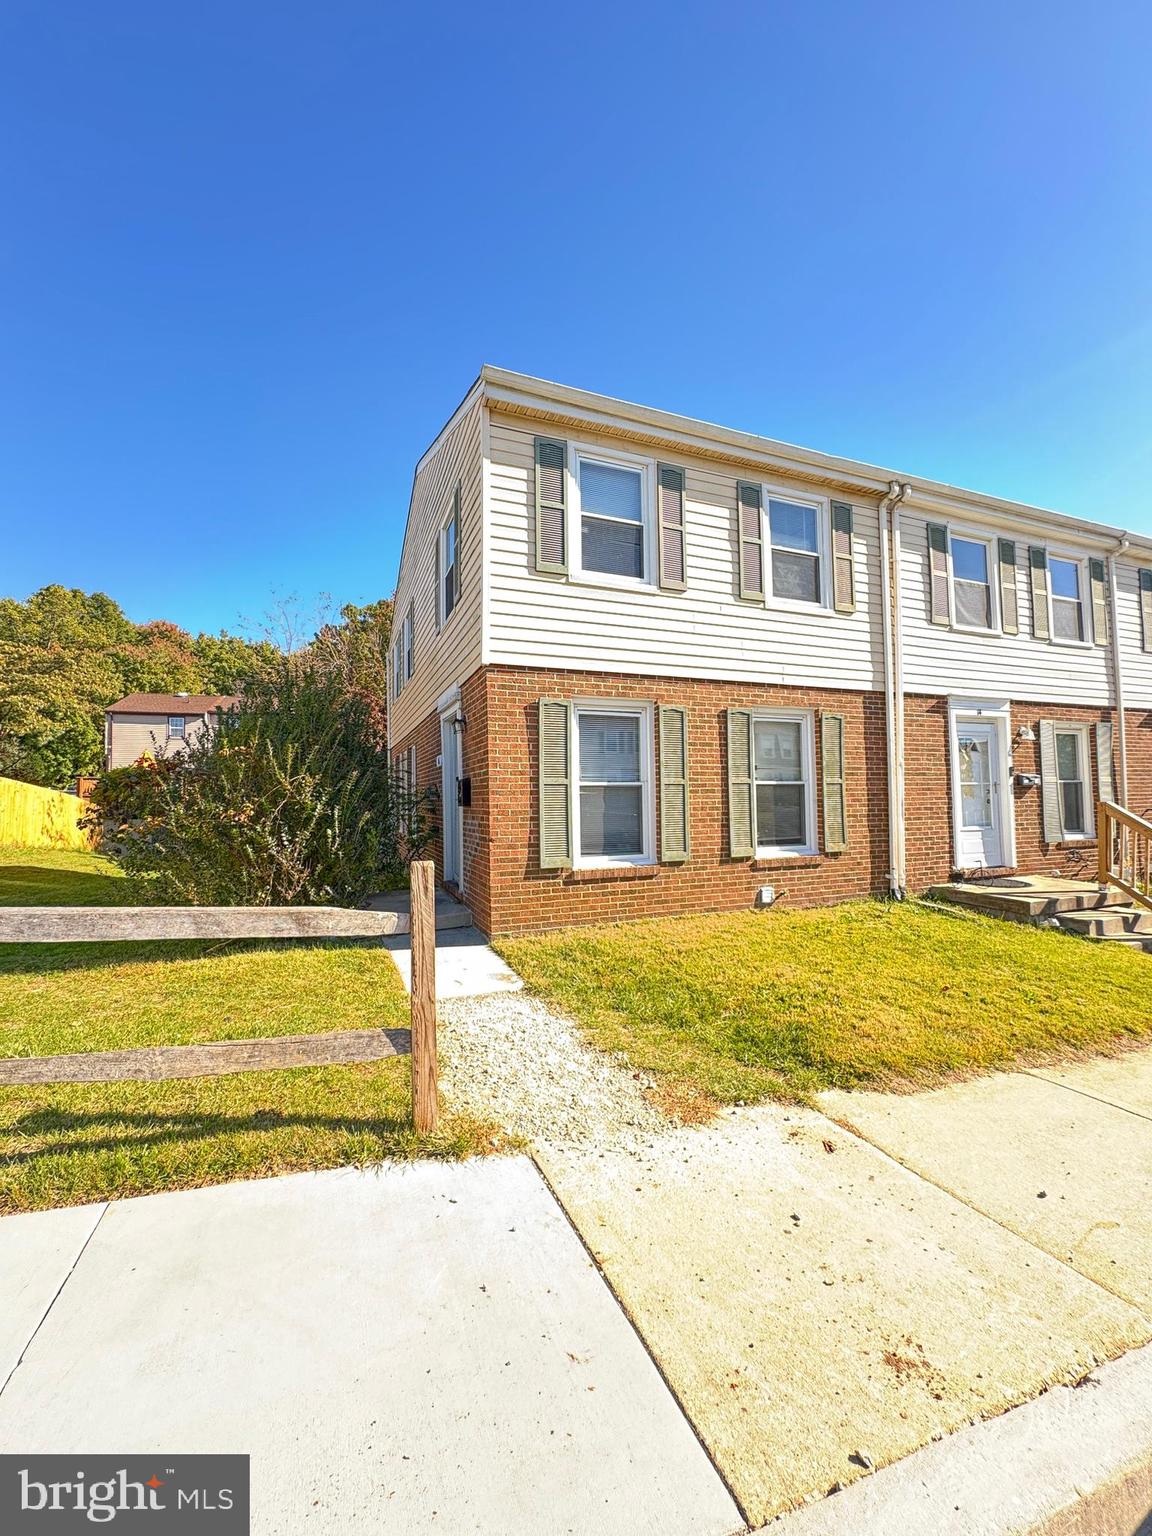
[0,587,279,787]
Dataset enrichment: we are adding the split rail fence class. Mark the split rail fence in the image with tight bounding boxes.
[0,859,440,1131]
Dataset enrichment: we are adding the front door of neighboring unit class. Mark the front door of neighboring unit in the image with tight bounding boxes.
[954,720,1004,868]
[440,715,462,890]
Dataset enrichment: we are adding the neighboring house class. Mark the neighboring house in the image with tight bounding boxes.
[387,367,1152,936]
[104,693,238,770]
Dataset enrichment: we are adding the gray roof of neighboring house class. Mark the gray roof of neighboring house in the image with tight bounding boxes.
[105,693,239,715]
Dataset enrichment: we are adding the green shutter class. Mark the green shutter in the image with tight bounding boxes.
[1029,547,1051,640]
[537,699,572,869]
[1095,722,1115,807]
[1089,558,1108,645]
[1038,720,1061,842]
[657,464,688,591]
[534,437,568,575]
[830,502,855,614]
[658,705,690,861]
[736,482,764,600]
[1140,569,1152,654]
[726,709,754,857]
[998,539,1019,635]
[821,713,848,852]
[927,524,950,624]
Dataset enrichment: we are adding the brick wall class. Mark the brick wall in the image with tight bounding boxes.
[481,665,889,934]
[396,665,1152,936]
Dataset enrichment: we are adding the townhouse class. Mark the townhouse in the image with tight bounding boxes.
[388,368,1152,936]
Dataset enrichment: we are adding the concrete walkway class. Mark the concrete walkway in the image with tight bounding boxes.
[384,924,523,1000]
[0,1161,740,1536]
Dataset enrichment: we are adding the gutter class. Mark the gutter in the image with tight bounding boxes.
[1108,536,1131,806]
[878,480,913,898]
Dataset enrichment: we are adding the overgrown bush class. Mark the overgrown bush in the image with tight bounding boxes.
[102,662,430,906]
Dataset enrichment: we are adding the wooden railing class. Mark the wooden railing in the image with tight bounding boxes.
[1097,801,1152,912]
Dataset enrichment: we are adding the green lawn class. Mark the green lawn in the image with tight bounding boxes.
[497,899,1152,1106]
[0,849,495,1213]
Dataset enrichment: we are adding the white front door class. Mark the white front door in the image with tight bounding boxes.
[954,721,1004,868]
[440,716,462,889]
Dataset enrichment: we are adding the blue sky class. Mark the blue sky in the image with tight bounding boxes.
[3,0,1150,636]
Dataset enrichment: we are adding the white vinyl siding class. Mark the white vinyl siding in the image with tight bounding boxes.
[389,394,483,744]
[106,713,213,770]
[900,517,1114,706]
[486,416,883,692]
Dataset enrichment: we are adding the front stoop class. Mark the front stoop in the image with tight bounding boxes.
[365,888,474,931]
[927,876,1152,952]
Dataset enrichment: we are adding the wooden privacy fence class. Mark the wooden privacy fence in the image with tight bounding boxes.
[0,775,94,852]
[0,860,440,1131]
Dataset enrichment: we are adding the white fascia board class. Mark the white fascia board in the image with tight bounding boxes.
[478,365,1152,557]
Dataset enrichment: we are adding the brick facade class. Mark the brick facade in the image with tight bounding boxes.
[391,664,1152,936]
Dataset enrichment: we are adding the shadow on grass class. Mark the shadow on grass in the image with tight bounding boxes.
[0,863,134,907]
[0,933,389,979]
[5,1105,413,1164]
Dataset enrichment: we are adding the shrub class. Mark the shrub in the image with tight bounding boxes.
[105,662,430,906]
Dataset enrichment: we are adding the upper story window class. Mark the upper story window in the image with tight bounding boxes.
[167,716,186,739]
[575,452,649,583]
[767,497,825,604]
[950,534,995,630]
[440,512,459,623]
[391,635,404,698]
[1049,556,1085,643]
[753,711,816,856]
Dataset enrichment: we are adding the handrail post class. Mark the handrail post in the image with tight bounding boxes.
[1098,800,1109,888]
[409,859,438,1133]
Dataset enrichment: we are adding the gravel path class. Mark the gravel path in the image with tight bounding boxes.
[437,993,668,1149]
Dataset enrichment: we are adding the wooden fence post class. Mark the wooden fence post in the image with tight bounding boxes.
[409,859,438,1132]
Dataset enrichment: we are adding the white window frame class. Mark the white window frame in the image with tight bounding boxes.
[570,700,655,869]
[167,716,186,739]
[402,611,413,681]
[439,513,459,627]
[1046,550,1091,648]
[568,442,657,591]
[1053,722,1091,840]
[391,636,404,699]
[760,485,831,611]
[947,527,1001,634]
[752,708,818,858]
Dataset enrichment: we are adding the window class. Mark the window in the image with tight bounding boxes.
[767,497,824,604]
[950,535,994,629]
[573,706,652,864]
[167,716,186,739]
[575,452,649,582]
[441,514,458,623]
[402,611,413,682]
[1055,726,1089,837]
[391,636,404,698]
[753,712,816,855]
[1049,556,1085,642]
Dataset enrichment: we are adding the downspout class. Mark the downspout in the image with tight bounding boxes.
[878,480,913,897]
[1108,536,1130,807]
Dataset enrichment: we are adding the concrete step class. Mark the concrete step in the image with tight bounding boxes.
[928,882,1132,922]
[1057,906,1152,939]
[365,888,475,931]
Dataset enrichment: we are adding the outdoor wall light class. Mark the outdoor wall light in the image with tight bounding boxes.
[1015,725,1036,744]
[451,715,467,735]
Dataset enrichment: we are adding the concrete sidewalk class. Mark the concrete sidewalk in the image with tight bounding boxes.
[384,924,524,1000]
[0,1161,740,1536]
